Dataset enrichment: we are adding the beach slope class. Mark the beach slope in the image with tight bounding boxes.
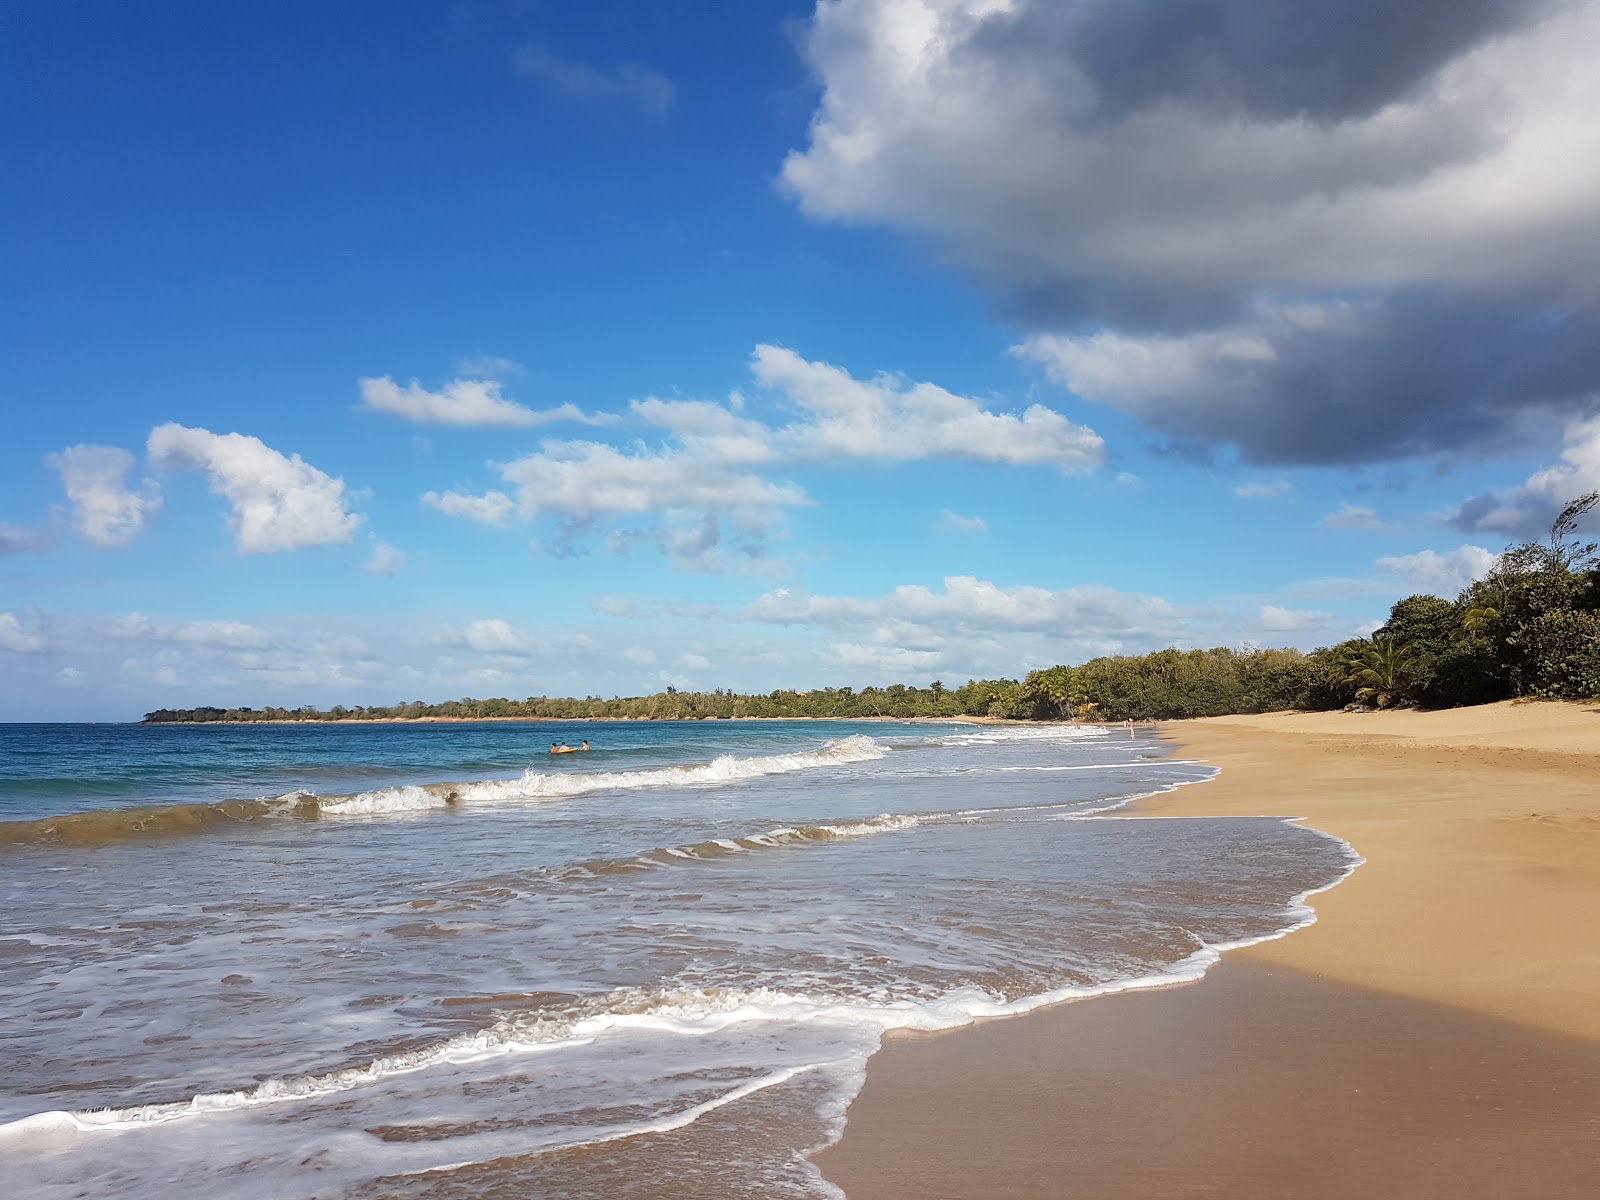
[814,700,1600,1198]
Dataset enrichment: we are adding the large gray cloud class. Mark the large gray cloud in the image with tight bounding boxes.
[784,0,1600,464]
[1022,0,1551,127]
[1450,414,1600,537]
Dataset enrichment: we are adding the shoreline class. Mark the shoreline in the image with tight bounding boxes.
[813,700,1600,1197]
[129,714,1023,726]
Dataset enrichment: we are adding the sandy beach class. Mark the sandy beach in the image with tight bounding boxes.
[814,700,1600,1198]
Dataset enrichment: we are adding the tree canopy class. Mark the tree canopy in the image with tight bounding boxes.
[145,497,1600,725]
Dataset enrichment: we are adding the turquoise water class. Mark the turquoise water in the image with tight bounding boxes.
[0,720,1355,1197]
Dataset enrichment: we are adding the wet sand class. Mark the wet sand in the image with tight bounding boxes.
[814,701,1600,1198]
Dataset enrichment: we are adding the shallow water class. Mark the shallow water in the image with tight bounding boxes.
[0,720,1356,1197]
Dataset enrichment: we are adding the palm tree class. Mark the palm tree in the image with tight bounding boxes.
[1458,592,1504,638]
[1342,636,1418,708]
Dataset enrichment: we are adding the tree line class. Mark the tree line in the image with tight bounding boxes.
[143,495,1599,725]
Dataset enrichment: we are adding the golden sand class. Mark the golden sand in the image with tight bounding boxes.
[814,700,1600,1198]
[1141,701,1600,1038]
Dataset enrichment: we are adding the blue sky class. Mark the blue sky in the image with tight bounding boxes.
[5,0,1599,721]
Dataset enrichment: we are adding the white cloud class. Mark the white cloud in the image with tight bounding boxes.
[1235,480,1292,499]
[173,620,270,649]
[0,520,42,554]
[1452,414,1600,537]
[631,397,780,464]
[364,539,406,576]
[460,345,1099,569]
[941,508,988,533]
[621,646,658,666]
[785,0,1600,464]
[0,612,45,653]
[462,618,528,655]
[1321,503,1388,532]
[361,376,580,429]
[1018,321,1284,435]
[501,441,811,522]
[1377,545,1500,596]
[1257,605,1335,633]
[48,444,160,548]
[109,613,270,649]
[436,618,598,661]
[512,42,676,119]
[147,424,361,553]
[745,575,1185,640]
[678,652,712,671]
[56,666,84,687]
[753,344,1103,470]
[423,489,516,525]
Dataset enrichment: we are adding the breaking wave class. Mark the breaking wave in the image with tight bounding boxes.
[0,736,888,848]
[564,813,923,877]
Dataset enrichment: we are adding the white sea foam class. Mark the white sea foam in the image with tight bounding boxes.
[0,938,1299,1143]
[305,736,888,819]
[451,735,886,805]
[319,785,450,816]
[938,724,1113,746]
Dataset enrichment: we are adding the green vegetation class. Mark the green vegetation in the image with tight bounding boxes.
[143,496,1600,725]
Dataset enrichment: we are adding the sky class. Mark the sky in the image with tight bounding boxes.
[4,0,1599,721]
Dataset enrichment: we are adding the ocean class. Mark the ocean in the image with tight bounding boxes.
[0,719,1356,1198]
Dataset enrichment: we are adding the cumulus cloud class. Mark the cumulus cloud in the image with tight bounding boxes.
[173,620,270,649]
[745,575,1186,640]
[361,376,608,429]
[730,575,1255,681]
[110,612,270,649]
[785,0,1600,463]
[626,346,1101,471]
[364,540,406,576]
[1321,503,1388,532]
[48,444,160,548]
[430,345,1098,569]
[461,618,529,655]
[422,489,516,525]
[0,612,45,653]
[513,42,676,119]
[751,344,1103,469]
[1257,605,1336,633]
[437,618,596,660]
[1377,545,1500,596]
[1451,414,1600,537]
[147,424,362,552]
[0,520,41,554]
[503,440,810,521]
